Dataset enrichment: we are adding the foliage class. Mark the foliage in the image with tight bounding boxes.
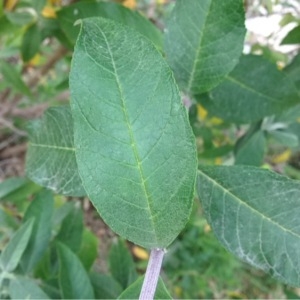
[1,0,300,298]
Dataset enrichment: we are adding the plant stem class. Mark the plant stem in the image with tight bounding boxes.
[139,248,165,300]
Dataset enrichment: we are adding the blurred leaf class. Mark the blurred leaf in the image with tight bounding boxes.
[283,54,300,93]
[118,276,172,299]
[70,18,197,248]
[90,273,123,299]
[31,0,47,13]
[235,129,266,166]
[77,228,99,271]
[2,180,41,205]
[55,203,83,253]
[268,130,299,148]
[281,25,300,45]
[21,190,54,273]
[57,1,162,49]
[52,201,74,228]
[26,105,85,197]
[57,242,95,299]
[21,22,42,62]
[164,0,246,95]
[109,239,138,289]
[197,165,300,287]
[199,55,300,124]
[9,276,50,300]
[0,177,28,200]
[6,8,37,26]
[0,60,31,96]
[0,218,34,272]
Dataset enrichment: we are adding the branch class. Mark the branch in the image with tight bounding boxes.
[139,248,165,300]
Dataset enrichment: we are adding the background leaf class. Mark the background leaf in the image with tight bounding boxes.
[118,276,172,299]
[197,165,300,287]
[283,54,300,93]
[57,1,162,49]
[20,189,54,273]
[198,55,300,123]
[164,0,246,95]
[55,202,83,253]
[57,242,95,299]
[70,18,197,248]
[0,219,34,272]
[109,239,137,289]
[9,277,50,300]
[26,105,85,197]
[90,273,123,299]
[281,25,300,45]
[235,129,266,166]
[21,22,41,62]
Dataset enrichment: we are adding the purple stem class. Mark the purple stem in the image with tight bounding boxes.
[139,248,165,300]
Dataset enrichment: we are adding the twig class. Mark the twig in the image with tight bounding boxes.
[139,248,165,300]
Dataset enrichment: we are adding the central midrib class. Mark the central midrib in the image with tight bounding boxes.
[99,28,158,244]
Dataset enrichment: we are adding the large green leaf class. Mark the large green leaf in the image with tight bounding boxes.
[9,277,50,300]
[198,55,300,123]
[21,189,54,272]
[26,105,85,197]
[57,242,95,299]
[0,219,34,272]
[197,165,300,287]
[57,1,162,49]
[118,276,172,299]
[164,0,245,95]
[70,18,197,249]
[109,239,137,289]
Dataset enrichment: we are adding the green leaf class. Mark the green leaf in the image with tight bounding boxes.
[77,228,99,271]
[0,60,31,96]
[31,0,47,13]
[55,203,83,253]
[281,25,300,45]
[90,273,123,299]
[26,105,85,197]
[0,219,34,272]
[21,189,54,272]
[283,54,300,94]
[197,165,300,287]
[164,0,246,95]
[9,276,50,300]
[109,239,137,289]
[21,22,41,62]
[70,18,197,248]
[118,276,172,299]
[6,9,37,26]
[0,177,28,200]
[235,129,266,166]
[57,1,162,49]
[268,130,299,148]
[57,242,95,299]
[198,55,300,124]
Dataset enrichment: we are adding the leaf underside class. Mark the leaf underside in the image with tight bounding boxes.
[26,106,85,197]
[197,165,300,287]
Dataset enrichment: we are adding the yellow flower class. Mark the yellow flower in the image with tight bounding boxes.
[272,149,291,164]
[42,6,56,18]
[122,0,136,9]
[132,246,149,260]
